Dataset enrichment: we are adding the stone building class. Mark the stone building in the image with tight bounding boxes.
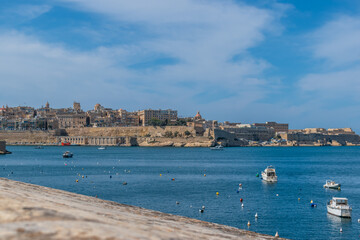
[220,125,275,142]
[138,109,177,126]
[57,113,87,128]
[254,122,289,133]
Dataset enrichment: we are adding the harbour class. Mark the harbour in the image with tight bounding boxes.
[1,146,359,239]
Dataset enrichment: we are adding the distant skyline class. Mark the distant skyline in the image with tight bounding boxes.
[1,1,360,131]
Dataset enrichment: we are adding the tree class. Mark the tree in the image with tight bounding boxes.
[164,131,173,138]
[184,130,191,136]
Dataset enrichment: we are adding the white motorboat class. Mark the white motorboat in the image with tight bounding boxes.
[210,145,224,150]
[323,180,341,190]
[261,166,278,182]
[62,151,73,158]
[98,147,106,150]
[327,197,352,218]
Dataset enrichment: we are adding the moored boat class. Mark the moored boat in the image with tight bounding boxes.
[62,151,73,158]
[261,166,277,182]
[98,146,106,150]
[323,180,341,190]
[327,197,352,218]
[61,142,71,146]
[210,145,224,150]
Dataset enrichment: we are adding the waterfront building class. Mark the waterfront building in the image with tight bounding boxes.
[138,109,177,126]
[220,124,275,142]
[57,113,87,128]
[254,122,289,133]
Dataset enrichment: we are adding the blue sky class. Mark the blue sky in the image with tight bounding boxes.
[1,0,360,131]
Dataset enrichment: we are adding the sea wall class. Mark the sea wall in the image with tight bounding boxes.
[0,178,286,240]
[0,130,58,145]
[280,132,360,146]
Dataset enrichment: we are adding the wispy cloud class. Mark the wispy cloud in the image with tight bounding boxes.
[0,4,52,24]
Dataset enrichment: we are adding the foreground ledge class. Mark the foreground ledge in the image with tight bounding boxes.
[0,178,286,240]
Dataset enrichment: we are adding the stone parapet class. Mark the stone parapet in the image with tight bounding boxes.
[0,178,287,240]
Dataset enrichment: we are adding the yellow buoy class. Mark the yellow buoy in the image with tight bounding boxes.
[310,200,313,203]
[204,174,206,177]
[160,174,162,176]
[247,221,251,227]
[216,192,219,195]
[298,198,300,201]
[82,176,84,178]
[76,179,79,183]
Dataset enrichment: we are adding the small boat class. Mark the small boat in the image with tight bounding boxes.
[327,197,352,218]
[210,145,224,150]
[261,166,278,182]
[98,146,106,150]
[324,180,341,190]
[62,151,73,158]
[61,142,71,146]
[35,146,44,149]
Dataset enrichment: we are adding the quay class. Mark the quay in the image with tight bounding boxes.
[0,178,286,239]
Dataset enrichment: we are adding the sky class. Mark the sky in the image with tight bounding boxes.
[1,0,360,131]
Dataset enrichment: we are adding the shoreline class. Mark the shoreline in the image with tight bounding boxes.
[0,178,286,239]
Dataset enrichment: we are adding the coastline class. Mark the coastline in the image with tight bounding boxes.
[0,178,286,239]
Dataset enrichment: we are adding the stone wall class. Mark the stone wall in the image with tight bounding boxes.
[280,132,360,146]
[213,129,249,147]
[0,130,58,145]
[65,126,197,138]
[0,178,286,239]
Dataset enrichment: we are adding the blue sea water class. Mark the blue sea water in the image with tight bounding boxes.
[1,146,360,239]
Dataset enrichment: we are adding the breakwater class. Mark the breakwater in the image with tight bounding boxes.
[0,178,284,240]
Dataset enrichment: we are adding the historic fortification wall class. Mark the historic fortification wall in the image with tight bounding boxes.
[65,126,196,137]
[0,130,58,145]
[280,132,360,146]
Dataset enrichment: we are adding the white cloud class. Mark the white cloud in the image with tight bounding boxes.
[309,16,360,67]
[0,0,289,120]
[300,16,360,100]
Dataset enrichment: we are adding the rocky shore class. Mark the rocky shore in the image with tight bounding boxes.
[0,178,286,240]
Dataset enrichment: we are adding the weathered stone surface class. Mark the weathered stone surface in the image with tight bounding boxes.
[0,178,286,240]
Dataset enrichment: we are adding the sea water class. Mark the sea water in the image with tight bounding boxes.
[1,146,359,239]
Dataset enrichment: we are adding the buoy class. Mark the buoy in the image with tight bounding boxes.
[123,182,127,185]
[176,201,180,205]
[247,221,250,227]
[358,219,360,223]
[82,175,84,178]
[76,179,78,182]
[160,174,162,176]
[241,203,244,207]
[171,178,175,181]
[275,232,279,238]
[239,183,242,187]
[204,174,206,177]
[240,198,243,202]
[340,228,342,233]
[256,173,259,177]
[310,200,313,203]
[298,198,300,201]
[202,206,205,210]
[110,175,112,179]
[255,213,258,218]
[216,192,219,195]
[276,194,279,196]
[338,187,341,190]
[236,190,239,193]
[199,209,204,213]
